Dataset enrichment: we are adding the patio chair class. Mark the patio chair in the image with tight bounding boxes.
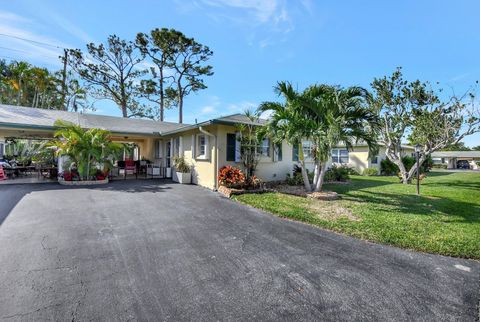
[0,165,6,181]
[124,158,137,179]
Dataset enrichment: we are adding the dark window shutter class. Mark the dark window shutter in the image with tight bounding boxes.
[226,133,236,161]
[292,144,299,161]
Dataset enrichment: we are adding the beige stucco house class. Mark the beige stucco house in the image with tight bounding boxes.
[0,105,410,189]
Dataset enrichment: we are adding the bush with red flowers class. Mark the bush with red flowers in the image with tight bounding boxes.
[218,166,245,188]
[95,169,108,180]
[61,169,79,181]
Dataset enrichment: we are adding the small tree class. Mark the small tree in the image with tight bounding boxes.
[371,67,479,183]
[236,111,264,182]
[67,35,148,118]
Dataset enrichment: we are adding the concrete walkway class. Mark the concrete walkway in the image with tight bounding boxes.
[0,181,478,321]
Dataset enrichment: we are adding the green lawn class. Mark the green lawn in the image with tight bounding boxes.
[233,171,480,259]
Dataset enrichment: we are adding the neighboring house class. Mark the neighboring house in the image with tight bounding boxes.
[431,151,480,169]
[0,104,412,189]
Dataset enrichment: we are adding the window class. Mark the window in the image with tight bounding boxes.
[302,140,314,159]
[371,155,378,164]
[332,149,349,163]
[257,138,270,157]
[226,133,236,161]
[0,143,3,159]
[198,135,206,157]
[195,134,209,159]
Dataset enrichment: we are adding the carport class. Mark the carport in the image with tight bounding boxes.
[0,104,186,183]
[431,150,480,169]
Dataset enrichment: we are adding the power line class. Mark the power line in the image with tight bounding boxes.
[0,55,18,61]
[0,46,60,59]
[0,33,65,49]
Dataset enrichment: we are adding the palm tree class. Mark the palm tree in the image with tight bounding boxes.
[259,82,318,191]
[303,85,379,191]
[49,120,122,180]
[259,82,379,192]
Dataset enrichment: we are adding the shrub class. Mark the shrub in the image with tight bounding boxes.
[381,155,431,176]
[218,166,245,188]
[380,158,398,176]
[173,156,191,173]
[362,168,378,176]
[432,164,447,169]
[325,164,351,182]
[286,164,313,186]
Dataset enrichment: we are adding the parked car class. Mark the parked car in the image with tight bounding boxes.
[456,160,470,169]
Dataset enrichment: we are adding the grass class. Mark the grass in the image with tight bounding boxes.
[233,171,480,259]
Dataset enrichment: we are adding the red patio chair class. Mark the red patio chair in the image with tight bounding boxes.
[124,158,137,179]
[0,165,6,181]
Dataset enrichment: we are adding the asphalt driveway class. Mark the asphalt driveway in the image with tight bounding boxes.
[0,181,478,321]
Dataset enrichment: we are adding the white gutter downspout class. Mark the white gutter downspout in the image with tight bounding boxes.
[199,126,218,190]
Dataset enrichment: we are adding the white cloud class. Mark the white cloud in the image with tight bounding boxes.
[201,105,216,114]
[180,0,302,48]
[42,11,94,44]
[226,101,257,114]
[201,0,282,24]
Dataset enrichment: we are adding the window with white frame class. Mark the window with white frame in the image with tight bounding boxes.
[257,138,270,157]
[371,155,378,164]
[302,140,314,159]
[196,134,208,159]
[332,149,349,163]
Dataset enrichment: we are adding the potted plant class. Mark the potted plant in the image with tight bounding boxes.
[173,156,191,184]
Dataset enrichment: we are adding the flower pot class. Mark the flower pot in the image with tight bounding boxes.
[175,171,191,184]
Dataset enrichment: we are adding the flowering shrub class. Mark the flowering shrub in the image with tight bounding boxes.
[218,166,245,188]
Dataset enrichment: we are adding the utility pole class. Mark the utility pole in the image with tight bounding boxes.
[60,49,68,110]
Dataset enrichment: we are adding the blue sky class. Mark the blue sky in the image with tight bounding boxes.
[1,0,479,146]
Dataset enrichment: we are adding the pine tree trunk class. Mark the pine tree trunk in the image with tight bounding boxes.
[178,94,183,124]
[121,100,127,118]
[159,68,164,121]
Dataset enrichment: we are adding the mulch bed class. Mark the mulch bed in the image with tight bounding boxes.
[270,184,340,200]
[218,185,272,198]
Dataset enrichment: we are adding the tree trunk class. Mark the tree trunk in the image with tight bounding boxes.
[17,79,22,105]
[159,68,164,122]
[178,91,183,124]
[299,160,312,192]
[121,100,127,118]
[314,161,327,192]
[312,162,319,187]
[297,142,311,191]
[406,154,427,182]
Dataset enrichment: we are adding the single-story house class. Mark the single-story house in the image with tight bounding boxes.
[431,151,480,169]
[0,104,413,189]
